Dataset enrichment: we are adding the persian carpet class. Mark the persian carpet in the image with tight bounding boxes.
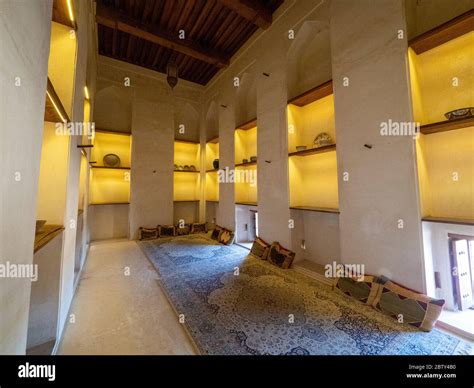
[139,235,473,355]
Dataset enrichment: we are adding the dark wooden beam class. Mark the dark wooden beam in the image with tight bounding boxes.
[96,3,229,68]
[409,9,474,54]
[218,0,272,29]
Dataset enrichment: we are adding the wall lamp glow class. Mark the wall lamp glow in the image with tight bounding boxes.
[46,90,67,123]
[67,0,74,23]
[84,86,90,100]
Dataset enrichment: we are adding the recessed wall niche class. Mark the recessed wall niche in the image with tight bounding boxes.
[287,19,332,100]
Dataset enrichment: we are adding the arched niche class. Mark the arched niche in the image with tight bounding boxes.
[174,102,200,142]
[205,100,219,141]
[235,72,257,126]
[94,85,132,132]
[287,20,332,99]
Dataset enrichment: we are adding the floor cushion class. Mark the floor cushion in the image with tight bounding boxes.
[176,224,191,235]
[158,225,176,237]
[250,237,270,260]
[267,242,295,269]
[191,223,207,234]
[218,228,235,245]
[138,227,158,240]
[210,225,223,241]
[371,276,445,332]
[334,274,380,305]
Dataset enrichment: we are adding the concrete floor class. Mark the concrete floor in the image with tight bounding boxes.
[58,239,197,355]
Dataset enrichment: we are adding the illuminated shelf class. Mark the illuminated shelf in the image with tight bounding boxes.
[288,81,338,211]
[207,136,219,143]
[206,200,219,203]
[206,169,219,172]
[236,118,257,131]
[92,166,131,170]
[420,117,474,135]
[409,10,473,54]
[174,200,200,202]
[236,202,257,207]
[235,161,257,167]
[52,0,77,29]
[90,202,130,206]
[290,206,339,214]
[288,144,336,157]
[44,78,69,123]
[422,217,474,226]
[288,80,333,107]
[410,17,473,222]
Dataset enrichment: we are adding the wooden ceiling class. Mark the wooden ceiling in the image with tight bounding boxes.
[96,0,283,85]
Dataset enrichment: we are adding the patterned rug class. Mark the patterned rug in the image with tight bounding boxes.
[139,235,473,355]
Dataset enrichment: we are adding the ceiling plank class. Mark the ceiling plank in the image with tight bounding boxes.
[218,0,272,29]
[96,3,230,68]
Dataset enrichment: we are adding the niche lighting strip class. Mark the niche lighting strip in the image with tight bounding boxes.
[46,90,67,123]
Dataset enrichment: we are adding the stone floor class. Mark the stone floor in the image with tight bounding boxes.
[58,239,197,355]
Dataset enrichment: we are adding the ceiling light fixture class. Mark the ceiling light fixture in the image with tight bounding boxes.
[166,61,178,89]
[84,86,90,100]
[67,0,74,23]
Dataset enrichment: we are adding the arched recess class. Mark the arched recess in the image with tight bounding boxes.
[235,72,257,126]
[287,20,332,99]
[205,100,219,141]
[94,85,132,132]
[174,101,200,142]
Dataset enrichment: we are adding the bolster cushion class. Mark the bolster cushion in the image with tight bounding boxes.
[371,276,445,332]
[267,242,295,269]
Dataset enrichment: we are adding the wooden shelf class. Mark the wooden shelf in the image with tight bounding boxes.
[420,117,474,135]
[236,117,257,131]
[52,0,76,29]
[235,161,257,167]
[95,128,131,135]
[422,216,474,226]
[288,80,333,107]
[174,200,200,202]
[44,77,69,123]
[236,201,257,206]
[206,169,219,172]
[288,144,336,157]
[409,10,474,55]
[174,138,200,144]
[207,136,219,143]
[92,165,131,170]
[290,206,340,214]
[206,200,219,203]
[90,202,130,206]
[174,170,200,173]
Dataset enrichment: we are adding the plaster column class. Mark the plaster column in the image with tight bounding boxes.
[330,0,425,291]
[130,98,174,238]
[0,0,53,354]
[217,94,236,230]
[256,60,291,247]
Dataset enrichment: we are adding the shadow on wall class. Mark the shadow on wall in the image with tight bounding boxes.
[175,102,200,142]
[235,72,257,126]
[287,20,332,100]
[94,85,132,132]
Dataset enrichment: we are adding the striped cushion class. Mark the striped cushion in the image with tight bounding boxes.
[371,276,445,332]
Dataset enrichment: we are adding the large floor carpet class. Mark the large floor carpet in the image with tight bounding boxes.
[139,235,473,355]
